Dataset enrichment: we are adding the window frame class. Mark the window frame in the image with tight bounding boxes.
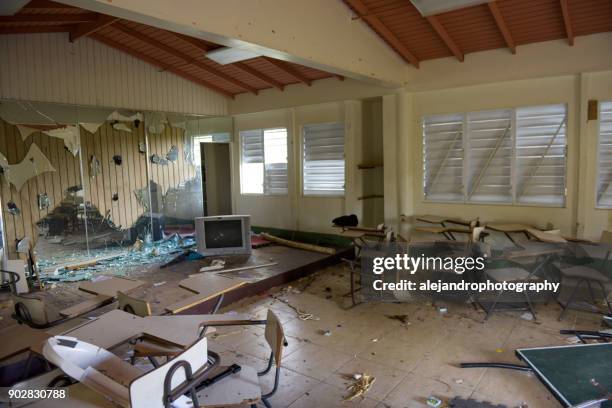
[239,127,289,197]
[596,100,612,209]
[301,121,346,198]
[422,103,568,208]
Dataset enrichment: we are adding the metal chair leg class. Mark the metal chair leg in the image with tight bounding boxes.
[485,290,504,321]
[559,279,584,321]
[595,280,612,314]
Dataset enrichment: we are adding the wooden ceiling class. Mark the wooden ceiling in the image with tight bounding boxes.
[0,0,342,98]
[343,0,612,67]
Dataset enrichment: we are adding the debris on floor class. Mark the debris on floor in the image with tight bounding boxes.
[41,234,197,282]
[386,314,410,325]
[343,372,375,401]
[426,396,443,407]
[448,398,508,408]
[271,294,319,321]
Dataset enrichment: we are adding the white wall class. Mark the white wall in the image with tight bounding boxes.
[232,101,363,234]
[0,33,228,116]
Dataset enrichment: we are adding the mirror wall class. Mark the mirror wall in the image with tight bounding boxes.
[0,99,232,282]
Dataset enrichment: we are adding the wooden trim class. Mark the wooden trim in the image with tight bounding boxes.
[488,1,516,54]
[0,25,73,35]
[23,0,76,8]
[560,0,574,46]
[263,57,312,86]
[233,62,285,90]
[111,23,258,95]
[426,15,464,62]
[90,34,235,98]
[344,0,419,67]
[0,14,97,23]
[70,14,119,42]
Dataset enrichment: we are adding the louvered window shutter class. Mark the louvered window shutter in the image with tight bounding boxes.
[466,109,513,203]
[263,128,288,195]
[597,101,612,207]
[515,104,567,206]
[240,129,264,194]
[423,114,464,201]
[303,122,345,196]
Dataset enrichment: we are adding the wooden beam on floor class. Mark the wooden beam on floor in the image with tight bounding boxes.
[488,1,516,54]
[345,0,420,68]
[111,23,258,95]
[263,57,312,86]
[91,34,235,99]
[560,0,574,46]
[233,62,285,91]
[426,15,464,62]
[70,14,119,42]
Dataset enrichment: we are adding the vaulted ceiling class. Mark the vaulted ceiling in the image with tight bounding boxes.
[342,0,612,67]
[0,0,343,98]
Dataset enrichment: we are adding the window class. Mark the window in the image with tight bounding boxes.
[597,101,612,208]
[303,122,345,196]
[423,103,567,206]
[240,128,288,195]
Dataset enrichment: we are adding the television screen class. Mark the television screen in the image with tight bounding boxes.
[204,219,244,248]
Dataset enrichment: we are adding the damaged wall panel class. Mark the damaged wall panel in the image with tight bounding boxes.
[0,119,82,259]
[0,119,198,259]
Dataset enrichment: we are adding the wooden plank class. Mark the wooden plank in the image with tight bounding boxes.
[488,1,516,54]
[62,309,144,349]
[263,57,312,86]
[560,0,574,46]
[70,15,119,42]
[0,324,50,361]
[78,276,145,298]
[233,62,285,90]
[59,294,113,318]
[344,0,419,67]
[260,232,336,255]
[426,15,464,62]
[166,275,247,314]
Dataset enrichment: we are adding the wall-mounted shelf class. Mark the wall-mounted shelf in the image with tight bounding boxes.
[357,163,383,170]
[358,195,384,200]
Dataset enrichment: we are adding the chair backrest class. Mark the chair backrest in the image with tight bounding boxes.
[129,336,208,407]
[264,309,285,367]
[117,291,151,317]
[13,295,51,325]
[600,230,612,244]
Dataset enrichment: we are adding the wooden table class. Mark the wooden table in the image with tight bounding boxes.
[165,274,248,314]
[78,276,145,298]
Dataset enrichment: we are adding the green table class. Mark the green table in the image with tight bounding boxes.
[462,343,612,407]
[516,343,612,407]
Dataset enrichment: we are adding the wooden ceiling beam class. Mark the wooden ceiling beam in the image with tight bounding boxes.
[70,14,119,42]
[488,1,516,54]
[24,0,76,8]
[173,32,210,52]
[426,15,464,62]
[0,25,72,35]
[0,14,97,23]
[111,23,258,95]
[233,62,285,91]
[262,57,312,86]
[560,0,574,46]
[90,34,235,99]
[345,0,419,68]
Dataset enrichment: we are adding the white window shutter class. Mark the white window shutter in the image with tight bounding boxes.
[423,114,464,201]
[515,104,567,206]
[240,129,264,194]
[466,109,513,203]
[263,128,288,195]
[597,101,612,207]
[303,122,345,196]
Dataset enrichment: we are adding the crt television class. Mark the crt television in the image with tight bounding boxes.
[195,215,251,256]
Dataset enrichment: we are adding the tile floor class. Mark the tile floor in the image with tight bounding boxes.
[208,264,605,408]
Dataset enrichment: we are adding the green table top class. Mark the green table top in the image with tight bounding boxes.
[516,343,612,407]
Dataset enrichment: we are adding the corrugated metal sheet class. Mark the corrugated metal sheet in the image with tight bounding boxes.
[0,33,228,116]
